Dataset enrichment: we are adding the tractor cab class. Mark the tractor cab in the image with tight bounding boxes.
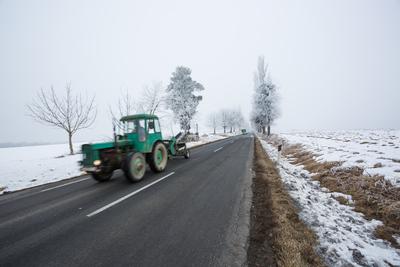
[119,114,162,153]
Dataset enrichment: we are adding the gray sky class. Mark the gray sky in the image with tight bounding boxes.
[0,0,399,143]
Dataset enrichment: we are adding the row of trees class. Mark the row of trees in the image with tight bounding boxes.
[27,57,280,154]
[208,109,245,134]
[27,66,204,154]
[250,56,279,135]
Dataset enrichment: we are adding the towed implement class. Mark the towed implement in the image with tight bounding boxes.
[80,114,190,182]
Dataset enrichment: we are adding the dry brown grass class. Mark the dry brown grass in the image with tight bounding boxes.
[333,195,351,206]
[248,139,324,267]
[266,135,400,249]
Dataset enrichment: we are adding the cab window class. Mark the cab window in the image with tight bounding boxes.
[154,119,161,132]
[137,119,146,141]
[147,119,155,134]
[126,119,145,134]
[126,121,135,133]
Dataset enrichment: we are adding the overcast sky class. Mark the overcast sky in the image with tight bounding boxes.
[0,0,399,143]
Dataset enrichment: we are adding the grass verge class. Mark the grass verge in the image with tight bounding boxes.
[267,135,400,249]
[247,138,324,267]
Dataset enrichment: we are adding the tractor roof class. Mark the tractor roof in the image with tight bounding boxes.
[120,114,159,121]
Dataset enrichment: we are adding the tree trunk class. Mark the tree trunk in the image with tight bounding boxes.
[223,126,226,133]
[230,127,232,133]
[262,126,266,134]
[68,132,74,155]
[267,125,271,136]
[213,127,216,134]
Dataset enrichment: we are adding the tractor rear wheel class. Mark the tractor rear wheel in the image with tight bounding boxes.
[124,152,146,182]
[148,142,168,173]
[91,172,113,182]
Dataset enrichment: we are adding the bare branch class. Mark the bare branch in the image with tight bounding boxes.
[27,84,97,154]
[141,81,164,115]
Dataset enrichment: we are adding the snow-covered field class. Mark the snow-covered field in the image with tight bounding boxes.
[280,130,400,187]
[0,134,229,194]
[260,139,400,267]
[0,143,84,193]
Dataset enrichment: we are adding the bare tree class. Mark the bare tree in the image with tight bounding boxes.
[109,83,165,135]
[109,89,138,130]
[140,81,164,115]
[27,84,96,154]
[117,89,136,118]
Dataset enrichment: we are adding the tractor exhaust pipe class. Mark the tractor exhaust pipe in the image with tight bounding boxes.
[113,122,118,150]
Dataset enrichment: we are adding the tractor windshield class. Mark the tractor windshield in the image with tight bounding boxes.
[124,119,145,134]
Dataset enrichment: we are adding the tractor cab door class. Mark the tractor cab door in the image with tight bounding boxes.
[125,119,147,151]
[137,120,146,142]
[146,118,163,150]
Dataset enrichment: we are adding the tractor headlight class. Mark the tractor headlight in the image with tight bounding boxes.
[93,160,101,166]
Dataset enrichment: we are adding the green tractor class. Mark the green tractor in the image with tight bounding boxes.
[80,114,190,182]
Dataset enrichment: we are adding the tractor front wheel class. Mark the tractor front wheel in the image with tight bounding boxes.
[91,171,113,182]
[148,142,168,173]
[124,152,146,182]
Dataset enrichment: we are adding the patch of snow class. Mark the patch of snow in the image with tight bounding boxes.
[280,130,400,187]
[260,139,400,267]
[394,235,400,247]
[0,143,84,194]
[186,133,229,148]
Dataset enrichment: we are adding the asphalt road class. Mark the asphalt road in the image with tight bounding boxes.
[0,134,254,267]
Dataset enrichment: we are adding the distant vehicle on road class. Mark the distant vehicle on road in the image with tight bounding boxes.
[80,114,190,182]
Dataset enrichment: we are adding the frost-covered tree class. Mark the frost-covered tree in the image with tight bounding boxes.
[219,109,229,133]
[251,56,279,135]
[27,84,96,154]
[207,112,218,134]
[226,112,236,133]
[166,66,204,133]
[232,109,245,131]
[220,108,245,133]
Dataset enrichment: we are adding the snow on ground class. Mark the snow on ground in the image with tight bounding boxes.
[0,134,230,194]
[186,133,232,148]
[0,143,84,193]
[280,130,400,187]
[260,139,400,267]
